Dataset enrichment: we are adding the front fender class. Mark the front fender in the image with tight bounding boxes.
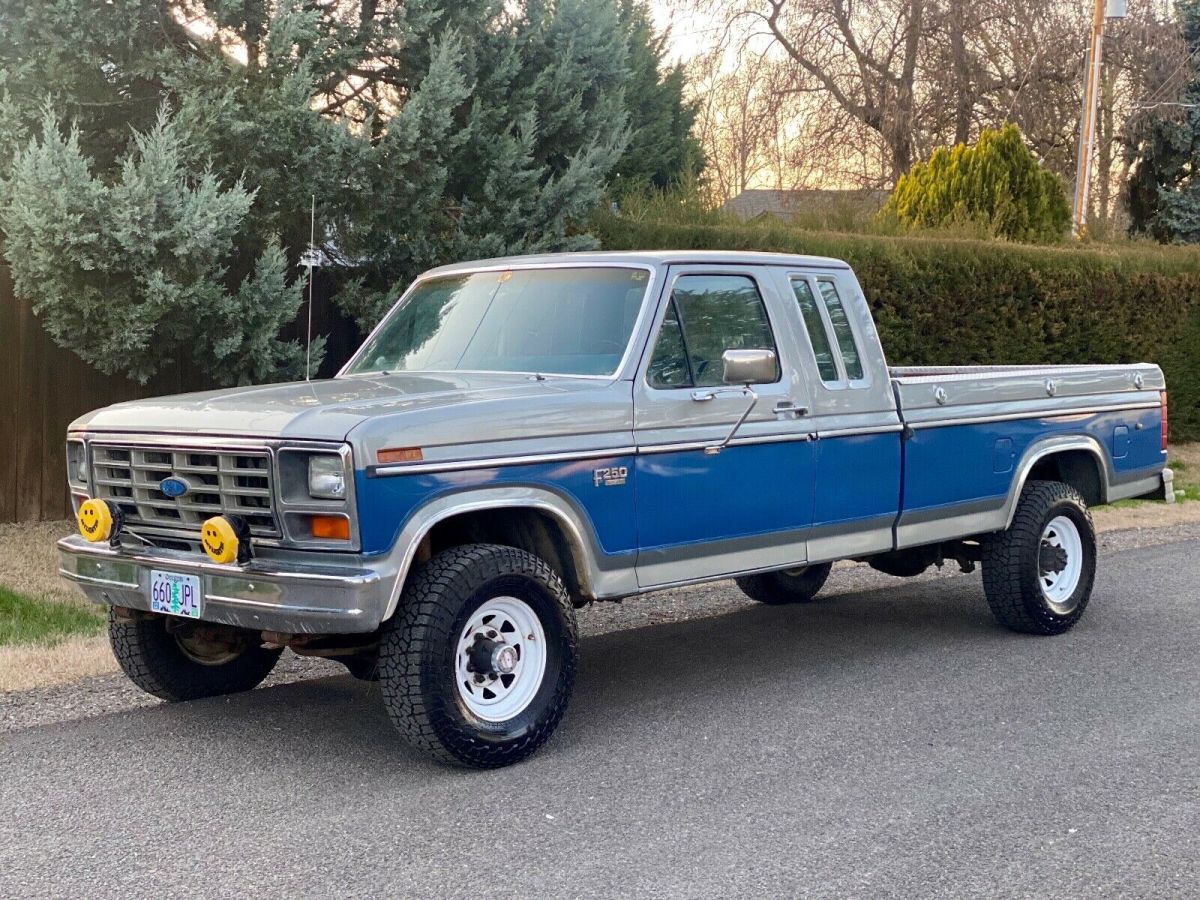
[375,485,638,623]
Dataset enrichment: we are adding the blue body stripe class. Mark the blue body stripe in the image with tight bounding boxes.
[902,407,1163,516]
[353,408,1164,560]
[355,456,638,557]
[813,433,902,530]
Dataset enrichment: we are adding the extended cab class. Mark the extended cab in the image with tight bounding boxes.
[59,251,1172,767]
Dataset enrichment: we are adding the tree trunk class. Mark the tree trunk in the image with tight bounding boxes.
[950,0,972,145]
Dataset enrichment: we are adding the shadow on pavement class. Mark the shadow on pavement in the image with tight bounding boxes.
[20,575,1006,772]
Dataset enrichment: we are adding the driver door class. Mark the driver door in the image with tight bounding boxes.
[633,266,817,588]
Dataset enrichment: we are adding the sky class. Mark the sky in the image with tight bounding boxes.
[648,2,725,64]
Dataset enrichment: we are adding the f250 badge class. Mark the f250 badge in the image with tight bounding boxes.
[593,466,628,487]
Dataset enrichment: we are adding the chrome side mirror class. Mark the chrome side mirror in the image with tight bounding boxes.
[722,348,777,385]
[688,349,776,456]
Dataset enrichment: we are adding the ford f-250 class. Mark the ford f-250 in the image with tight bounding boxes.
[58,251,1173,767]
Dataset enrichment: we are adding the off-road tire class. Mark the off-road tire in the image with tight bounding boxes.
[736,562,834,605]
[109,612,282,701]
[981,480,1096,635]
[378,543,578,768]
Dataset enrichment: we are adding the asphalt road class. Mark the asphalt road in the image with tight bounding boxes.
[2,541,1197,899]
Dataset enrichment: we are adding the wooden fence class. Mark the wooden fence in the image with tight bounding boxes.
[0,265,360,523]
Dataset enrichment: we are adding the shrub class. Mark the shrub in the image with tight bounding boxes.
[593,213,1200,441]
[883,124,1071,244]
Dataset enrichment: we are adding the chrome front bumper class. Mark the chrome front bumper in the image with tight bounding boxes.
[58,535,390,634]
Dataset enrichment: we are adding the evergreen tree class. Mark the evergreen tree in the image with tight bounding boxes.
[1126,0,1200,241]
[884,124,1070,243]
[0,108,312,384]
[609,1,702,195]
[0,0,687,377]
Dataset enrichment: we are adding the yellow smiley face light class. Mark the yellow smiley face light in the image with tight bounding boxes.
[77,498,115,543]
[200,516,240,565]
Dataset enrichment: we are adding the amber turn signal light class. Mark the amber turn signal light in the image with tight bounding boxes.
[377,446,423,464]
[310,515,350,541]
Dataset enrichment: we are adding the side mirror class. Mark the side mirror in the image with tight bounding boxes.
[722,349,777,385]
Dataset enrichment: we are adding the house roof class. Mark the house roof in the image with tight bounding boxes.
[721,188,887,220]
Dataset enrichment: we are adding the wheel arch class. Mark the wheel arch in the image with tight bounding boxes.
[1003,436,1111,529]
[379,486,628,622]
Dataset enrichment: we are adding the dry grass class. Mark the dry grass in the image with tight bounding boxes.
[1170,443,1200,468]
[1093,500,1200,531]
[0,520,85,607]
[0,520,118,691]
[0,633,115,692]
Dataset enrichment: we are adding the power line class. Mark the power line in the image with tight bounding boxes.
[1137,41,1200,109]
[1130,100,1200,110]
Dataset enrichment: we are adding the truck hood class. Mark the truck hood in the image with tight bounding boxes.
[70,373,602,442]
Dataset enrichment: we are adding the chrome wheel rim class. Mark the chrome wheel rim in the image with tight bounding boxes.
[1039,515,1084,613]
[455,596,547,722]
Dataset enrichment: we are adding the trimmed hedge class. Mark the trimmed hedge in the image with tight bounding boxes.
[593,215,1200,441]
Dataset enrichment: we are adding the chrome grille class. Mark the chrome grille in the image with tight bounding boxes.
[90,444,279,538]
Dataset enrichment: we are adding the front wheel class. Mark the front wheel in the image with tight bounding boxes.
[109,612,282,701]
[378,544,578,768]
[736,562,834,605]
[981,480,1097,635]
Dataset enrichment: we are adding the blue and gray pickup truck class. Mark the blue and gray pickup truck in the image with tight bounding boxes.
[59,251,1172,767]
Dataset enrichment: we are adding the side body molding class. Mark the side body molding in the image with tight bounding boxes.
[378,486,638,622]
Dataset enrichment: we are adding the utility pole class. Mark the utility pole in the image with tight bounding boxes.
[1072,0,1127,237]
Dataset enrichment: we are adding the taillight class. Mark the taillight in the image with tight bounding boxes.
[1161,390,1169,451]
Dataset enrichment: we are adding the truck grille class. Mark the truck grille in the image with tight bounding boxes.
[90,444,279,538]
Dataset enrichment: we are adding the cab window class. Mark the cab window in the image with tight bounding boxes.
[648,274,779,389]
[816,278,863,381]
[789,278,838,382]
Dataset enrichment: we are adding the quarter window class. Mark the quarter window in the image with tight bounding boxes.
[790,279,838,382]
[790,276,864,383]
[648,274,779,389]
[816,279,863,380]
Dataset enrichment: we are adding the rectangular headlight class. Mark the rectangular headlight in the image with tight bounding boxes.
[66,440,88,488]
[307,454,346,499]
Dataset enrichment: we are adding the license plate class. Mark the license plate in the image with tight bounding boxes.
[149,570,203,619]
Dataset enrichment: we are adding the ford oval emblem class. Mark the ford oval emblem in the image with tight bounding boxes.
[160,476,190,498]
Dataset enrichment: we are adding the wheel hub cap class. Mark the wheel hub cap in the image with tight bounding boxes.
[455,596,547,723]
[492,644,519,675]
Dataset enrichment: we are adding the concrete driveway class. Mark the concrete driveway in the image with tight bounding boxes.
[1,540,1197,898]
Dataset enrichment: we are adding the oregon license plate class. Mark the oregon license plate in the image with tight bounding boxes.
[149,570,203,619]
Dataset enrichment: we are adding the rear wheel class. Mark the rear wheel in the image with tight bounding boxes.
[378,544,577,768]
[981,480,1096,635]
[109,612,282,701]
[736,562,834,605]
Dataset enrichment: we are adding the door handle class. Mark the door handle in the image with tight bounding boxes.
[773,401,808,418]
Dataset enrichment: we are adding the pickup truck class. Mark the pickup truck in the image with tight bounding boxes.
[59,251,1172,768]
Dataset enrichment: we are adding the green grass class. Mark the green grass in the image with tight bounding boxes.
[1106,499,1149,509]
[0,585,105,647]
[1169,458,1200,501]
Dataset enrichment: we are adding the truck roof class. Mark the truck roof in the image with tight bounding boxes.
[423,249,851,277]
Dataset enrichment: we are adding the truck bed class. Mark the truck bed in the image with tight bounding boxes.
[889,363,1163,426]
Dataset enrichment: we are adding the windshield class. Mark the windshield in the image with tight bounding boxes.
[346,266,649,377]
